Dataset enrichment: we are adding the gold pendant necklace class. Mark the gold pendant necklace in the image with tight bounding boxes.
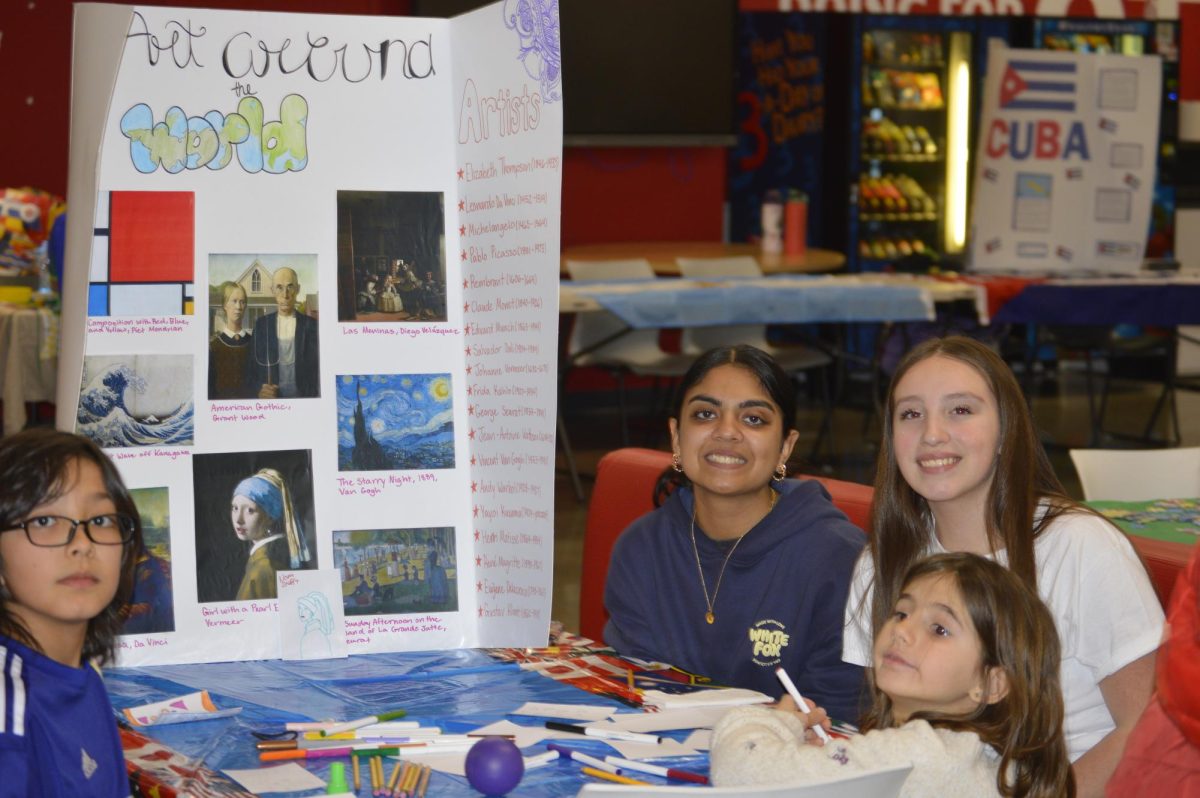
[690,489,778,625]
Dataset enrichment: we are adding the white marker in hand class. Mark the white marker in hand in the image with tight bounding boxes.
[774,666,831,744]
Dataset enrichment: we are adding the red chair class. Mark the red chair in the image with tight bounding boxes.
[577,448,1184,643]
[578,447,875,643]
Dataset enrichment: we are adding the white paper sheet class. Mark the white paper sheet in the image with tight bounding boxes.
[468,719,574,748]
[604,738,699,759]
[588,708,733,733]
[224,763,326,793]
[277,569,348,660]
[511,702,619,721]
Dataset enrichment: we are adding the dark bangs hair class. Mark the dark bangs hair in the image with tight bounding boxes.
[861,553,1074,798]
[653,344,797,506]
[0,428,142,665]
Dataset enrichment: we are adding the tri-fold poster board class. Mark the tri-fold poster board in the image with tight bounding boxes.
[970,40,1161,274]
[61,2,562,665]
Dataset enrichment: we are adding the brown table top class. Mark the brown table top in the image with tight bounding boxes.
[561,242,845,277]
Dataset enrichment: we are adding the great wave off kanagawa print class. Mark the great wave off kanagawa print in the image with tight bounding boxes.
[77,355,194,447]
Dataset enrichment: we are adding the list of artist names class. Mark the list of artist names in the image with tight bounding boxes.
[459,149,559,628]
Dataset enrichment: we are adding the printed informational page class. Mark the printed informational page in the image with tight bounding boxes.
[969,40,1161,274]
[62,2,561,665]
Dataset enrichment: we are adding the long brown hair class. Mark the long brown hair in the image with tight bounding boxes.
[866,336,1073,637]
[0,428,142,665]
[861,553,1075,798]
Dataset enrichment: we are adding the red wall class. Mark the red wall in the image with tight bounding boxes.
[561,148,727,247]
[1,0,410,199]
[3,0,723,248]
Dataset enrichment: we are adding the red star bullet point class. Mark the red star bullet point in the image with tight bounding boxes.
[463,301,469,313]
[457,168,464,180]
[466,386,473,397]
[474,529,481,541]
[462,278,468,289]
[470,454,476,464]
[460,250,467,261]
[473,505,479,517]
[477,606,484,617]
[471,481,477,493]
[465,346,472,356]
[475,555,482,566]
[468,428,476,440]
[459,225,466,236]
[468,404,474,415]
[476,581,483,592]
[458,199,465,211]
[466,365,472,375]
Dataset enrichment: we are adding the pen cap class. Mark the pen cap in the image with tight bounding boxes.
[326,762,349,794]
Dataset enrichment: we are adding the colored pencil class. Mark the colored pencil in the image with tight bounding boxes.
[402,761,422,796]
[581,766,650,785]
[352,754,361,791]
[415,765,432,798]
[386,761,404,797]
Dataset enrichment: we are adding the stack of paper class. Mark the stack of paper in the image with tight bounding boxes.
[639,687,772,710]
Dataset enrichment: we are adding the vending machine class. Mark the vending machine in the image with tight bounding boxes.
[848,16,1018,272]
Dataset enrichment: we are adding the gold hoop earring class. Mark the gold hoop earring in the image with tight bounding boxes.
[672,454,683,474]
[773,463,787,482]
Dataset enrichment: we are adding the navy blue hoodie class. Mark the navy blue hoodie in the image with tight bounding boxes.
[604,479,866,722]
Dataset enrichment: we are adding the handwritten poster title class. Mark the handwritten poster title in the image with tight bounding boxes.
[117,11,438,175]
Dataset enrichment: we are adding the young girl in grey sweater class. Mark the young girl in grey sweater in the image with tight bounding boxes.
[711,553,1074,798]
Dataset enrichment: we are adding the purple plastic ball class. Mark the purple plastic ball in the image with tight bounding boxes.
[464,736,525,796]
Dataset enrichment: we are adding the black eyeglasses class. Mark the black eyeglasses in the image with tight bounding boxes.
[1,514,136,547]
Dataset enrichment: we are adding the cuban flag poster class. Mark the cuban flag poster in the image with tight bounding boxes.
[969,40,1160,275]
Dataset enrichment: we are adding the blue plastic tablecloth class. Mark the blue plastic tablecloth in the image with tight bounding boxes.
[570,275,934,330]
[106,650,709,797]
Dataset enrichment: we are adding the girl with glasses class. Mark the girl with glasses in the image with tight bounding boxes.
[0,427,142,797]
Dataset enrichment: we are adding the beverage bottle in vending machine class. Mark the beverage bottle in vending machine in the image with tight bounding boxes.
[761,189,784,255]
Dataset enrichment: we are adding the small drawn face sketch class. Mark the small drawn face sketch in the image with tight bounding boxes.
[299,603,314,625]
[231,495,272,542]
[224,285,247,329]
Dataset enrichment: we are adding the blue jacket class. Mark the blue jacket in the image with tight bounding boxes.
[0,634,130,798]
[604,479,866,722]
